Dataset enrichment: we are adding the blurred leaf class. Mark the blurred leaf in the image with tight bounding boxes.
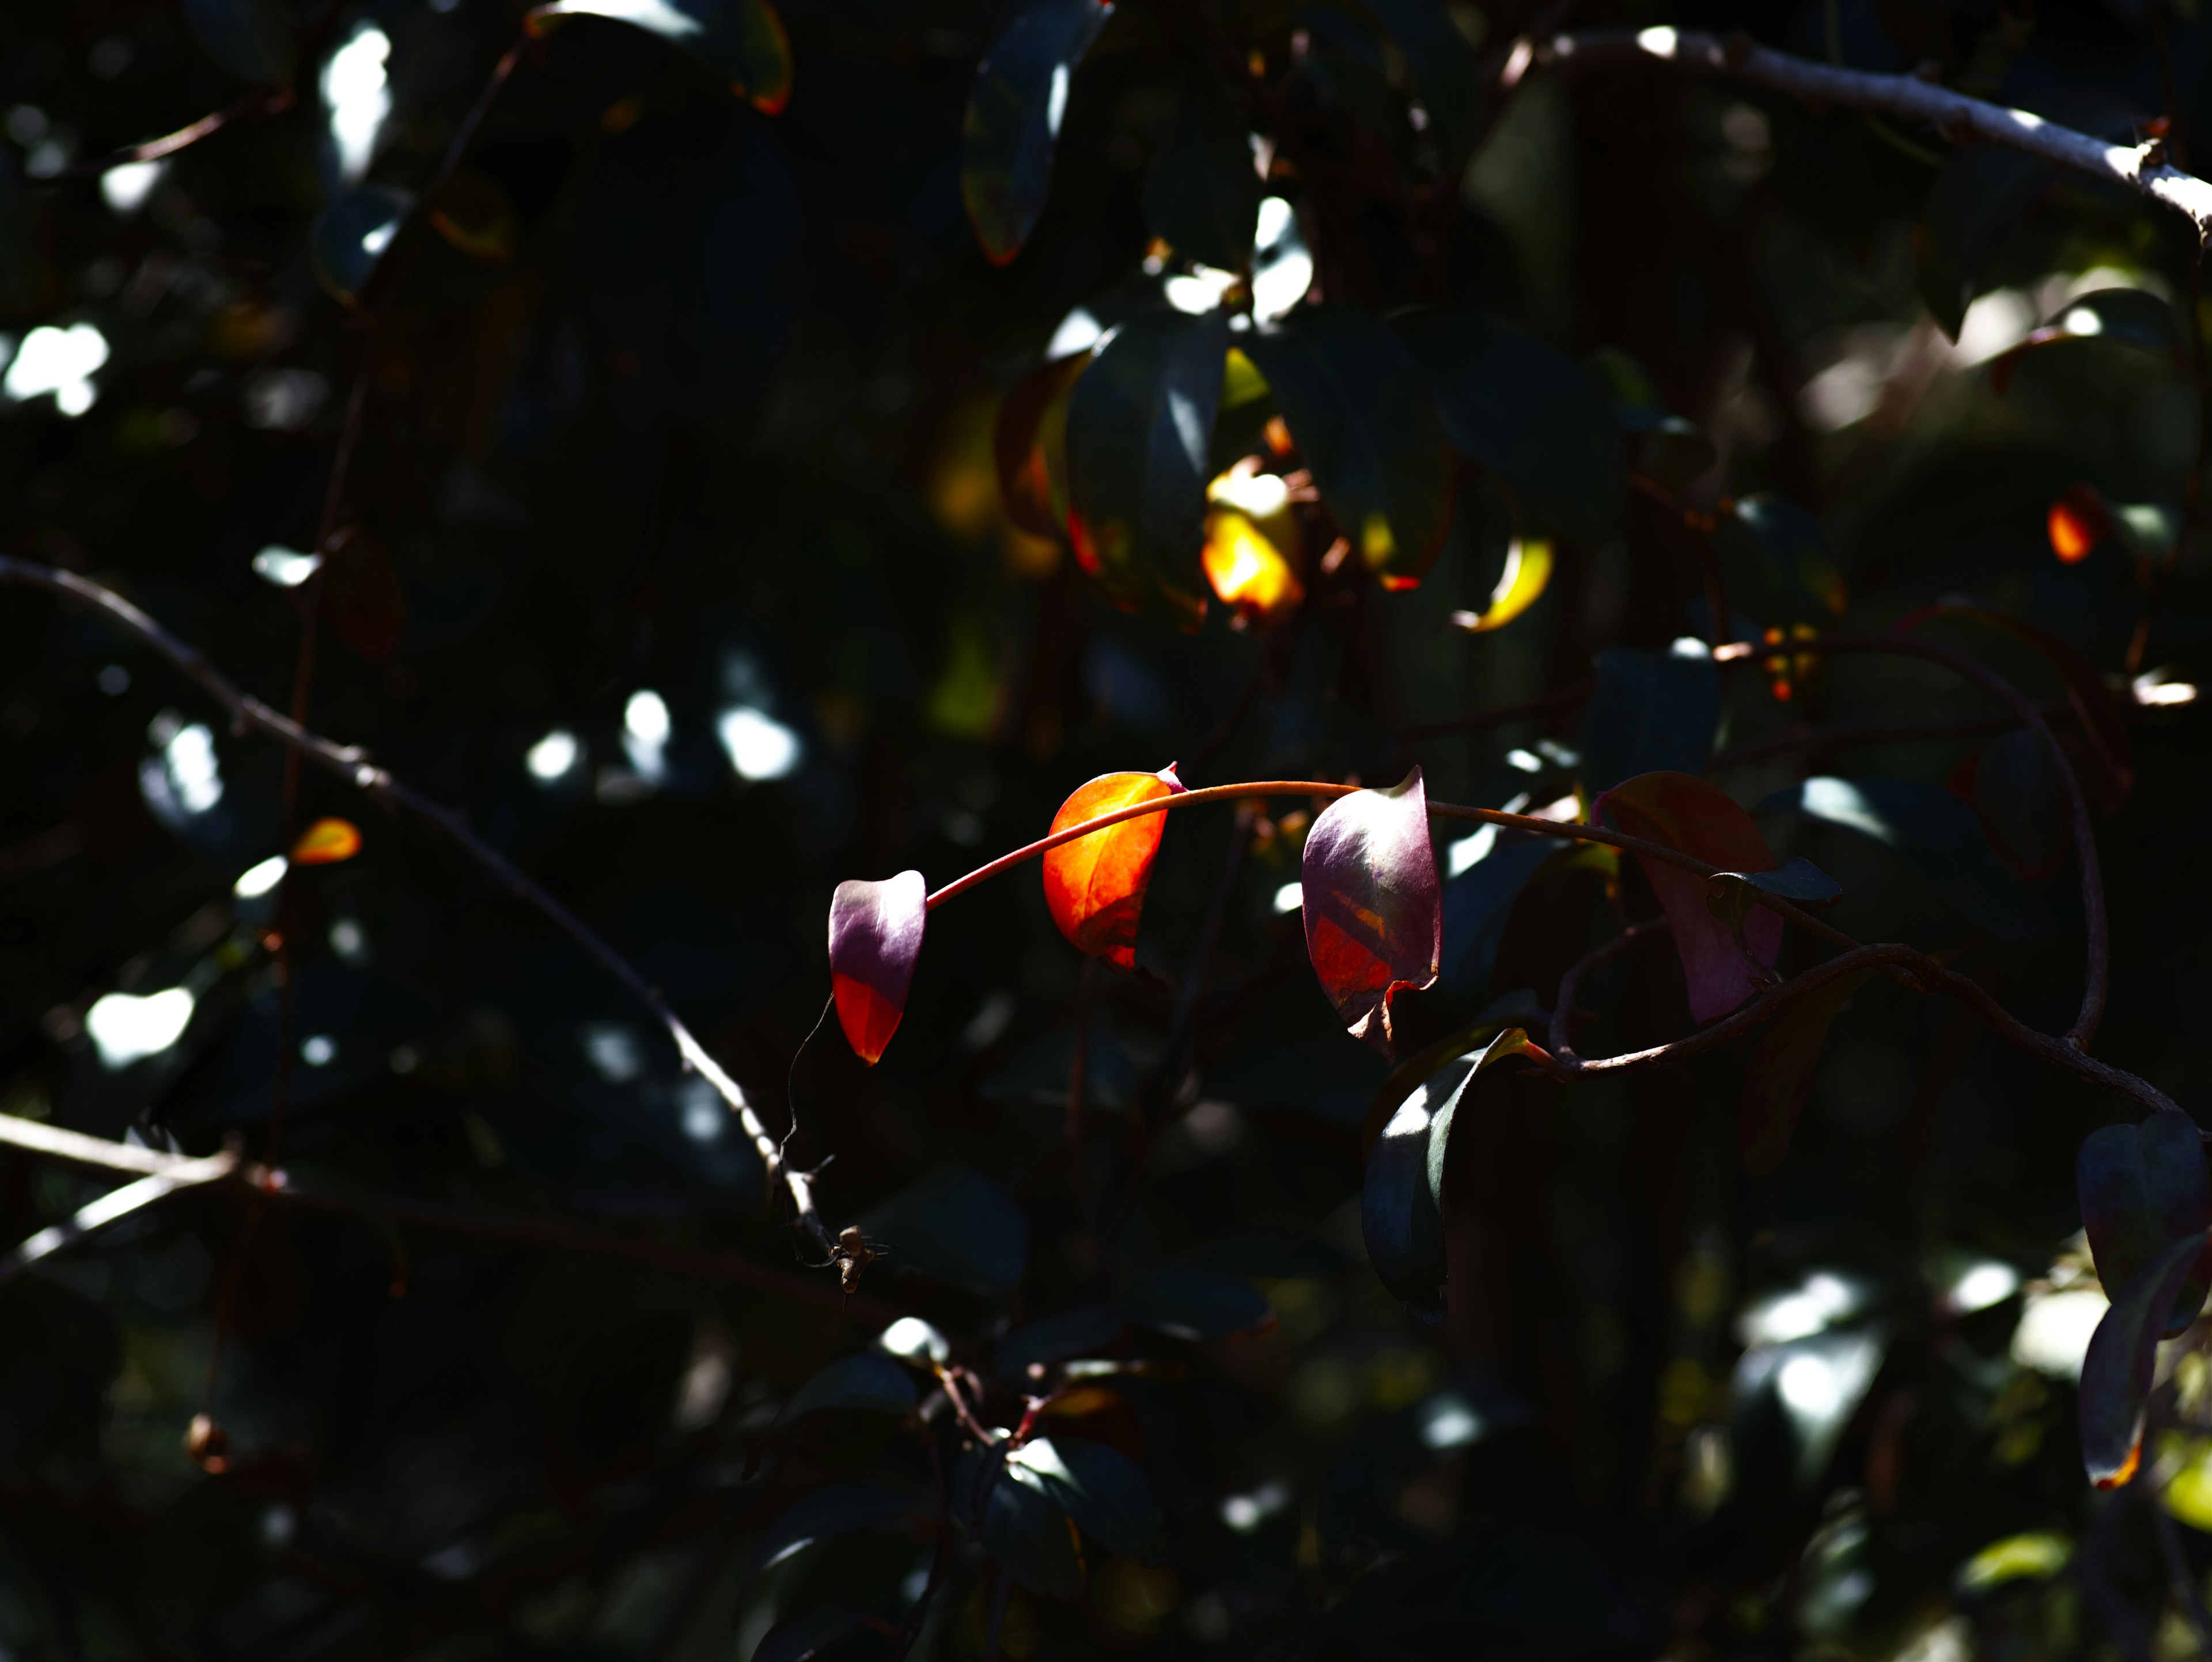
[1144,71,1260,271]
[961,0,1117,264]
[1579,645,1719,794]
[1007,1436,1165,1560]
[1120,1263,1273,1339]
[1201,494,1305,625]
[996,352,1089,542]
[864,1165,1031,1292]
[745,1483,909,1582]
[2078,1109,2212,1337]
[876,1316,951,1366]
[1992,287,2183,392]
[291,817,362,865]
[1066,308,1227,624]
[1974,730,2071,881]
[1741,969,1876,1174]
[1722,495,1846,623]
[427,172,518,265]
[2047,483,2114,564]
[1397,312,1623,544]
[528,0,793,112]
[1757,776,2035,941]
[1599,771,1783,1025]
[1042,765,1184,970]
[781,1351,919,1424]
[1734,1327,1885,1491]
[1915,143,2053,340]
[971,1453,1086,1595]
[2080,1231,2207,1486]
[322,525,405,663]
[827,870,927,1065]
[997,1305,1125,1376]
[1362,1028,1531,1318]
[1301,768,1441,1054]
[1449,539,1551,634]
[310,186,414,309]
[752,1604,883,1662]
[1955,1532,2073,1597]
[1356,0,1482,174]
[1245,305,1454,586]
[180,0,295,82]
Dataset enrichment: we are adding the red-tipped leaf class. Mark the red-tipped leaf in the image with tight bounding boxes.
[1043,765,1184,970]
[1301,768,1441,1055]
[828,871,927,1065]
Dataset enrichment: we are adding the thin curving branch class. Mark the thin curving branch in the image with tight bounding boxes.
[0,1147,239,1287]
[54,86,294,181]
[0,557,837,1262]
[1542,28,2212,241]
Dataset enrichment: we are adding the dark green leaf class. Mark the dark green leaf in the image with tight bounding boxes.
[863,1165,1031,1292]
[1993,287,2183,392]
[1729,857,1842,904]
[1007,1436,1165,1560]
[996,1305,1125,1377]
[1119,1263,1272,1339]
[2080,1231,2207,1486]
[1973,730,2070,881]
[1244,304,1454,586]
[1756,776,2035,941]
[1438,834,1565,993]
[1394,312,1623,544]
[977,1457,1085,1595]
[1578,645,1719,793]
[995,351,1088,542]
[752,1604,882,1662]
[1915,144,2053,340]
[2078,1109,2211,1337]
[179,0,294,82]
[529,0,792,111]
[1740,969,1875,1174]
[744,1483,908,1582]
[310,186,414,309]
[1355,0,1482,174]
[779,1350,918,1424]
[1065,307,1226,625]
[1143,71,1260,271]
[961,0,1116,264]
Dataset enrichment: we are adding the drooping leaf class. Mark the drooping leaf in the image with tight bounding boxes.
[1722,495,1846,623]
[961,0,1117,264]
[995,351,1089,542]
[321,525,405,663]
[1143,70,1260,271]
[863,1165,1030,1292]
[1356,0,1482,175]
[1741,969,1876,1175]
[1066,308,1227,624]
[1301,767,1441,1054]
[526,0,793,112]
[1756,777,2035,941]
[1119,1263,1273,1339]
[751,1605,881,1662]
[1974,729,2071,881]
[1362,990,1543,1154]
[1006,1436,1165,1561]
[1578,645,1719,794]
[827,870,926,1065]
[1362,1029,1530,1318]
[1244,305,1453,587]
[779,1350,919,1424]
[2080,1231,2209,1487]
[997,1304,1124,1376]
[2078,1110,2212,1337]
[291,818,362,866]
[1991,287,2183,392]
[1915,143,2054,340]
[1041,764,1185,970]
[310,187,414,309]
[744,1483,909,1583]
[1598,771,1783,1025]
[1395,312,1623,545]
[180,0,296,82]
[1449,539,1551,634]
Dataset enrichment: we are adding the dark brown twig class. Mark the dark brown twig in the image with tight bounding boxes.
[54,86,293,181]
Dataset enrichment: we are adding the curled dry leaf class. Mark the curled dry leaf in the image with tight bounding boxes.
[1043,765,1185,970]
[827,871,927,1065]
[1301,768,1441,1054]
[291,817,363,865]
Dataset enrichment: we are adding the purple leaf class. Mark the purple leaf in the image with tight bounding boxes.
[828,871,927,1065]
[1302,768,1441,1055]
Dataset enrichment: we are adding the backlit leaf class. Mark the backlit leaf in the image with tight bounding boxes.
[2078,1110,2212,1337]
[1741,969,1876,1174]
[321,526,406,663]
[1201,506,1304,624]
[744,1483,908,1583]
[310,187,414,310]
[1119,1263,1272,1339]
[2080,1231,2207,1487]
[961,0,1116,264]
[1449,539,1551,634]
[1301,767,1441,1054]
[995,351,1089,542]
[1974,729,2071,881]
[527,0,793,112]
[1244,306,1453,588]
[180,0,295,82]
[1041,764,1184,970]
[1007,1436,1165,1560]
[1578,645,1719,794]
[827,870,926,1065]
[1143,70,1260,271]
[290,818,362,866]
[1597,771,1782,1025]
[1992,287,2183,392]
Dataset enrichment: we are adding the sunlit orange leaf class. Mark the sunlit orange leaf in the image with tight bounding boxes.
[1202,463,1304,625]
[1301,768,1441,1055]
[291,817,362,865]
[1449,538,1552,634]
[2048,484,2113,563]
[1596,771,1782,1024]
[1043,765,1185,970]
[828,870,927,1065]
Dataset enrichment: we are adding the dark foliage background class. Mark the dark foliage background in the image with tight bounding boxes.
[2,0,2212,1657]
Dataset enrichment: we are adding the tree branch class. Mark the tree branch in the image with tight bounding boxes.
[0,1148,238,1287]
[1543,28,2212,242]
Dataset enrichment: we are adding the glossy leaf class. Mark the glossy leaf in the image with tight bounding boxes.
[876,1316,951,1366]
[1757,777,2035,941]
[975,1455,1085,1595]
[1362,1029,1530,1318]
[1974,729,2071,881]
[1041,764,1184,970]
[1396,312,1623,545]
[1143,71,1260,271]
[1599,771,1783,1025]
[290,818,362,866]
[527,0,793,112]
[1362,990,1542,1154]
[1741,970,1876,1175]
[1244,306,1453,587]
[779,1350,919,1424]
[1066,308,1227,624]
[1449,539,1551,634]
[862,1165,1029,1292]
[1578,645,1719,793]
[1006,1436,1165,1560]
[827,870,926,1065]
[1358,0,1482,175]
[310,187,414,309]
[744,1483,908,1583]
[997,1304,1124,1376]
[321,526,405,663]
[1992,287,2183,392]
[995,351,1088,542]
[1729,856,1842,904]
[1301,767,1441,1054]
[180,0,295,82]
[1915,143,2053,340]
[961,0,1116,264]
[752,1606,878,1662]
[2080,1231,2207,1487]
[2078,1109,2212,1337]
[1119,1263,1272,1339]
